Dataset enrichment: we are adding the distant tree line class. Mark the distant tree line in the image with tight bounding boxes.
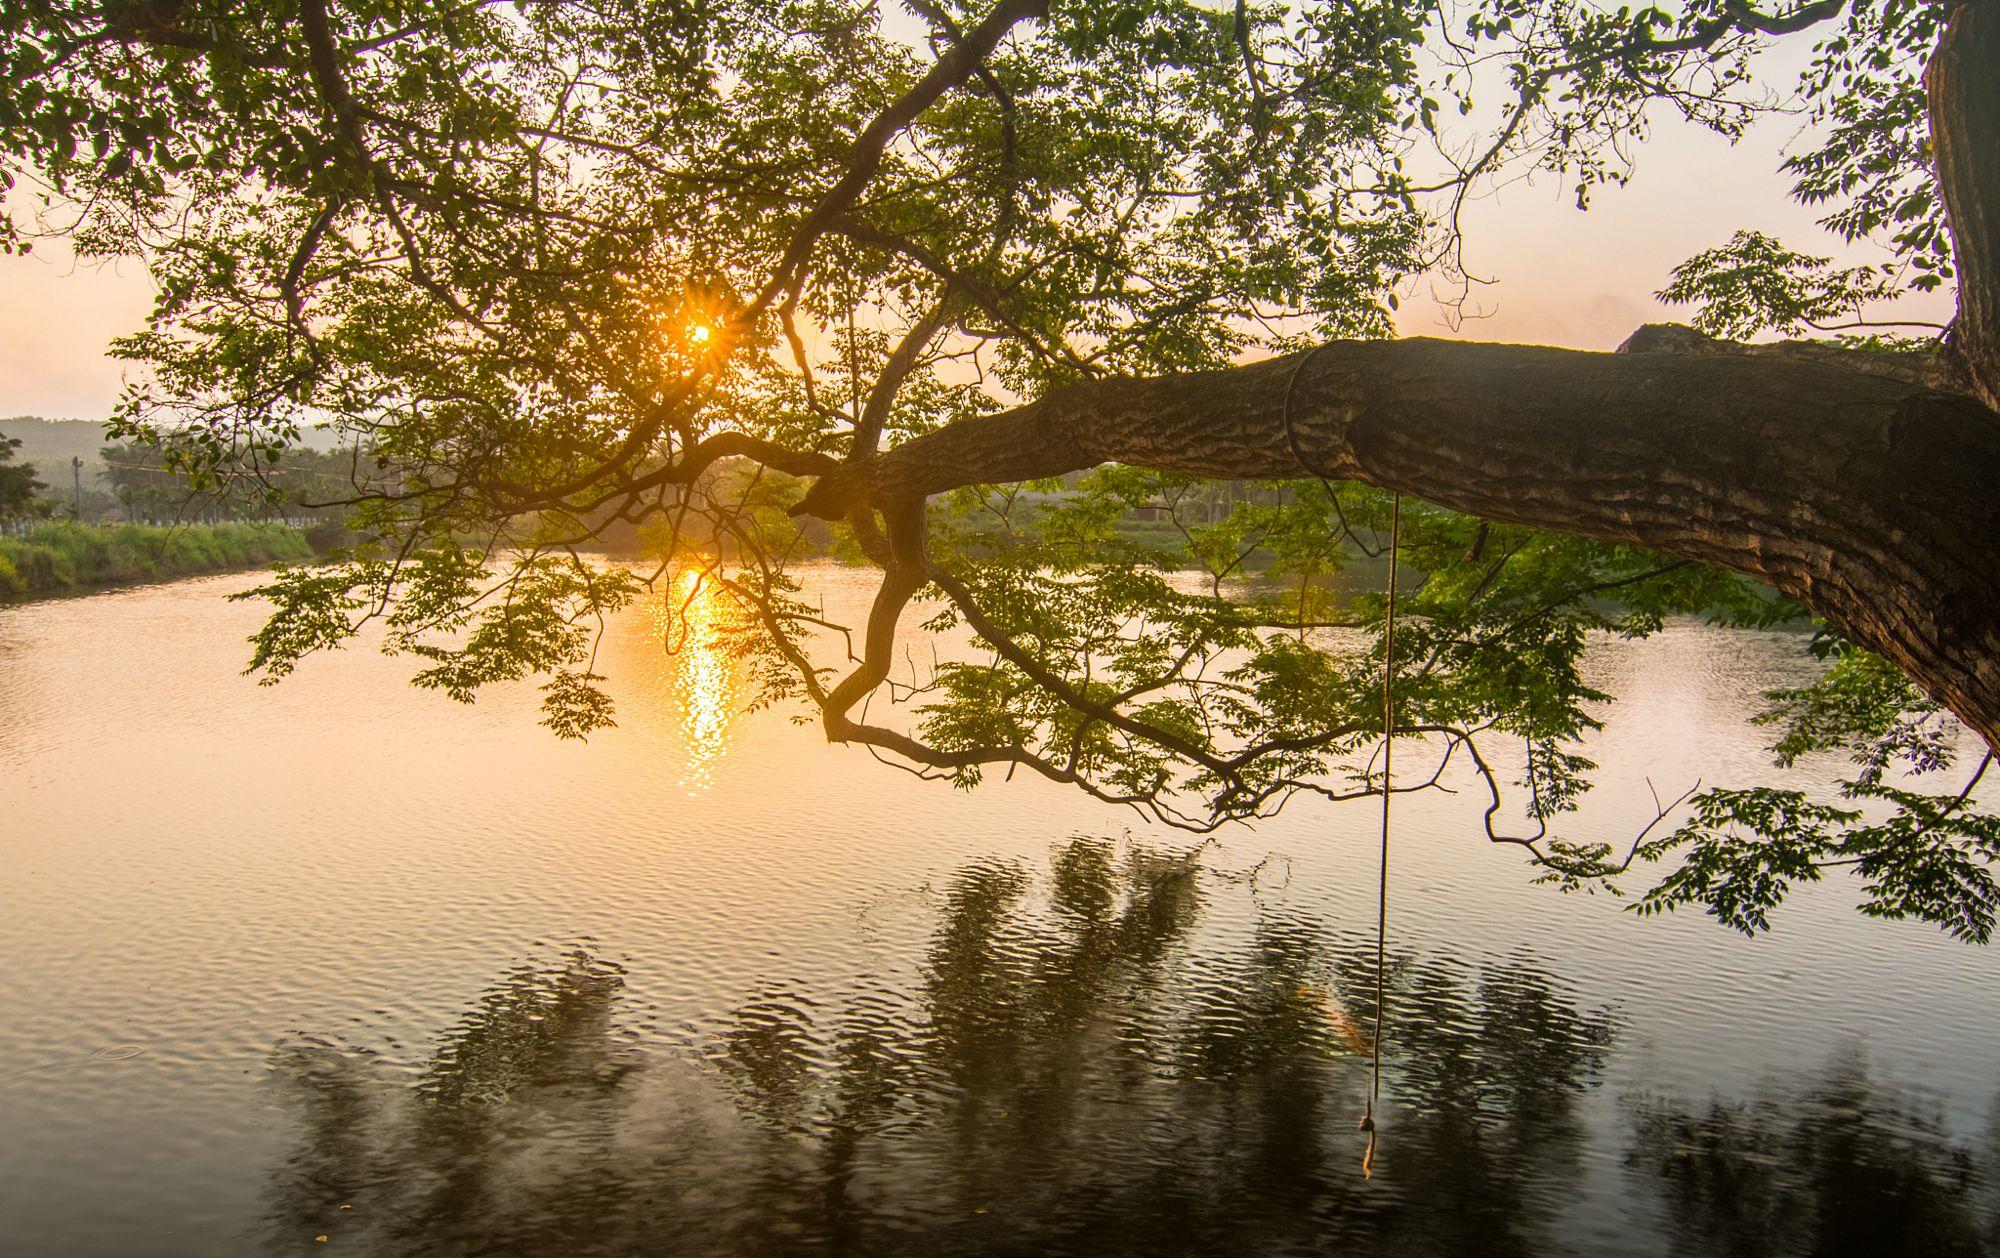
[2,421,386,530]
[97,441,376,527]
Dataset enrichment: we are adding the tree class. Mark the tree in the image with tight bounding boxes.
[0,434,46,519]
[3,0,1996,936]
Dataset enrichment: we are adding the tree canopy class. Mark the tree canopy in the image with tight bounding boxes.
[3,0,1997,938]
[0,433,45,519]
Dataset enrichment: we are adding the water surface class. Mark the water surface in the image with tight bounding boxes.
[2,568,1997,1255]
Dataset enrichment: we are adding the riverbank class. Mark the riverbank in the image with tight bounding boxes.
[0,520,320,599]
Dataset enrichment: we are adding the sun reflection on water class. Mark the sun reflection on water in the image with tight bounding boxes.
[652,568,744,796]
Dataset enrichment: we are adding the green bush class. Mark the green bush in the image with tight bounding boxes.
[0,521,318,598]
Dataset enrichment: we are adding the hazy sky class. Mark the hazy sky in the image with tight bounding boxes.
[0,87,1951,421]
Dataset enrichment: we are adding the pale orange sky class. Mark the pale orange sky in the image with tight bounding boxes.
[0,98,1953,421]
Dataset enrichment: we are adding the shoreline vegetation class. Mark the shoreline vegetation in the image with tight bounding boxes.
[0,521,324,600]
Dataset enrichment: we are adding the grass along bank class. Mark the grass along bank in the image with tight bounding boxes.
[0,521,319,598]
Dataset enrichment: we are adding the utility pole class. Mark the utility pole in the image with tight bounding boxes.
[71,456,83,522]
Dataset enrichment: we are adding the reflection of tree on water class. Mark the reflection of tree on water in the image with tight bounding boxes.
[1627,1056,2000,1258]
[694,842,1619,1255]
[264,952,653,1255]
[258,841,1997,1256]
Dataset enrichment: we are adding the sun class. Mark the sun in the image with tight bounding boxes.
[660,292,731,360]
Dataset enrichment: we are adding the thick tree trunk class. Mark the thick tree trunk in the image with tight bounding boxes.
[798,336,2000,753]
[1931,0,2000,409]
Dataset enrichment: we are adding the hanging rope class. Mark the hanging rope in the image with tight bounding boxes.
[1360,490,1400,1180]
[1276,343,1401,1179]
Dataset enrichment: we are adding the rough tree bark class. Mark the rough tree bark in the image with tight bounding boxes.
[1932,0,2000,410]
[799,336,2000,751]
[795,1,2000,754]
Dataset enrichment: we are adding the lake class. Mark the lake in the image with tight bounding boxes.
[3,566,1997,1256]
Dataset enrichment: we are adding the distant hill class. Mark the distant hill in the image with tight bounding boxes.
[0,416,346,492]
[0,417,114,490]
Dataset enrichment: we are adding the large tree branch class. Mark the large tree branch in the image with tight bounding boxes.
[797,331,2000,753]
[1931,0,2000,409]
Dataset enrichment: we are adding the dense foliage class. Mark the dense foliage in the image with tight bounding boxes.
[1,0,1991,938]
[0,433,43,519]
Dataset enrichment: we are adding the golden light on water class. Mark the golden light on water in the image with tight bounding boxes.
[653,568,744,796]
